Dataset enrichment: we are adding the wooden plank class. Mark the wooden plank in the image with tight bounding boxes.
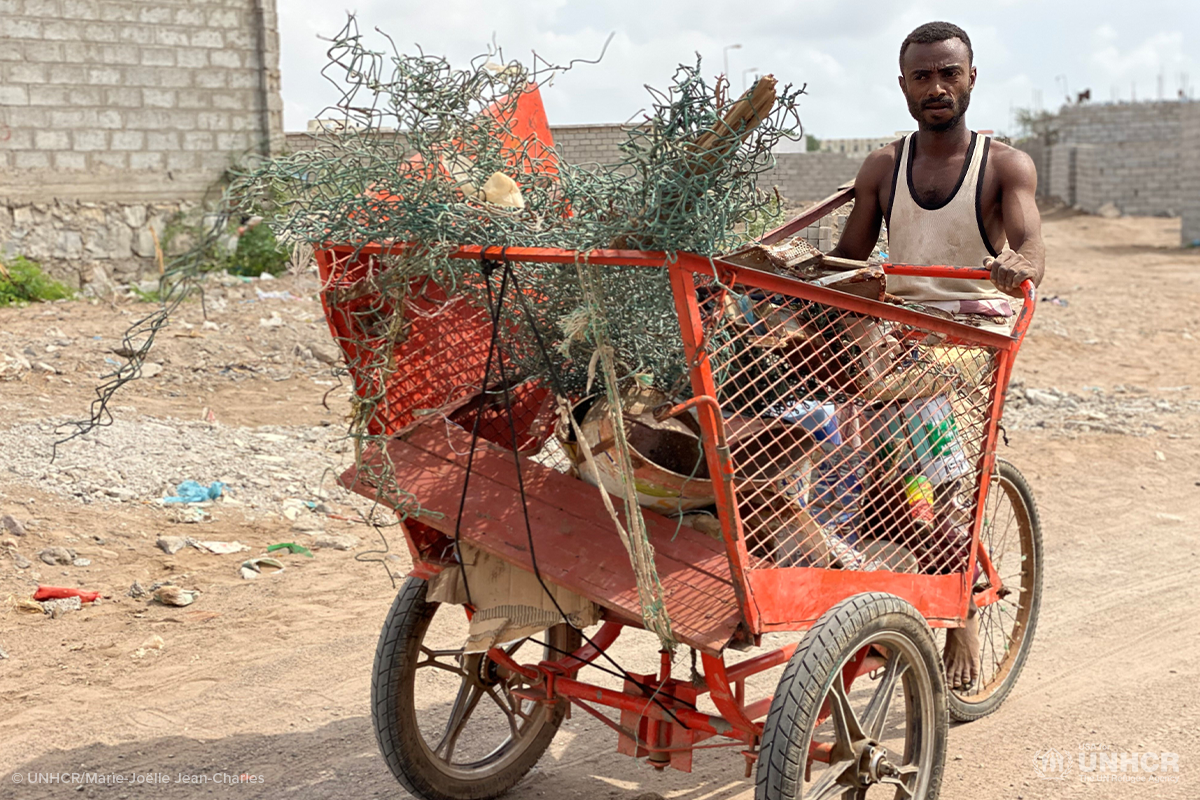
[343,422,745,655]
[758,184,855,246]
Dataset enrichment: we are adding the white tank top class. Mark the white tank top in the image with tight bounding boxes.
[886,131,1005,303]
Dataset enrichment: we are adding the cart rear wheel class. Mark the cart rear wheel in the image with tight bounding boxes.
[943,459,1043,722]
[372,577,581,800]
[756,592,948,800]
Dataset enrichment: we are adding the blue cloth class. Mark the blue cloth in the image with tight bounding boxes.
[163,480,227,504]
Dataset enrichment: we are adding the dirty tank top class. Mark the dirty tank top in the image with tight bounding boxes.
[886,131,1006,304]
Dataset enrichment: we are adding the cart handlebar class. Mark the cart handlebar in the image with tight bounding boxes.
[879,262,1037,346]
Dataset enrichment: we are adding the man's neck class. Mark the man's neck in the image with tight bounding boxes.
[915,119,972,157]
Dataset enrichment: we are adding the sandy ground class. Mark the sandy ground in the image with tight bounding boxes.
[1,212,1198,799]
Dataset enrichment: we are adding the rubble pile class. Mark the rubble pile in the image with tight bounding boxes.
[1006,380,1200,437]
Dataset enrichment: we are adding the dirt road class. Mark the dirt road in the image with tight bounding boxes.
[1,213,1197,799]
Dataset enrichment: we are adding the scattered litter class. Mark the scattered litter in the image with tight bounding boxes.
[141,362,164,378]
[128,581,148,599]
[1,514,26,537]
[1154,450,1166,462]
[240,556,285,580]
[33,586,101,603]
[157,536,188,555]
[202,320,221,331]
[42,596,83,617]
[133,634,165,659]
[72,558,91,567]
[190,539,250,555]
[256,289,298,301]
[291,516,324,533]
[267,542,314,558]
[1041,295,1069,307]
[153,586,199,607]
[166,506,212,524]
[162,480,227,504]
[8,595,44,614]
[38,546,75,566]
[0,645,8,659]
[259,312,285,328]
[312,534,360,551]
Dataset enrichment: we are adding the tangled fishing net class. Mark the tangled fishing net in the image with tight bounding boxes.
[63,17,805,648]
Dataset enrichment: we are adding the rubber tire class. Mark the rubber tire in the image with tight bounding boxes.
[947,459,1043,722]
[756,592,949,800]
[372,577,581,800]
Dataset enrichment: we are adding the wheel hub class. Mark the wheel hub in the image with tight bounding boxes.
[853,740,899,787]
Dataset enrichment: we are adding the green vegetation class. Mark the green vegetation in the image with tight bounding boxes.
[227,221,290,277]
[0,256,73,307]
[806,133,821,152]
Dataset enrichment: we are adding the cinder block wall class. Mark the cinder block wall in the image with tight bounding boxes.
[284,124,863,206]
[1021,101,1186,217]
[0,0,283,288]
[1182,104,1200,247]
[550,124,860,203]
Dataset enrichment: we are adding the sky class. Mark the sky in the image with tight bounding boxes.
[278,1,1200,141]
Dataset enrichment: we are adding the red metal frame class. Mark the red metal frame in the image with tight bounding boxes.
[319,222,1037,772]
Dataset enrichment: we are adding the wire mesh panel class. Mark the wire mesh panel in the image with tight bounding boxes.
[694,272,1005,578]
[317,247,560,457]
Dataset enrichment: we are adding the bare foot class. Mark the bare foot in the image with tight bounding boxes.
[943,609,981,691]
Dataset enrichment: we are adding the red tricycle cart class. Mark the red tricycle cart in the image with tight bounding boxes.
[316,192,1043,800]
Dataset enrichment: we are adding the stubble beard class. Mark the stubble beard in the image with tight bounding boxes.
[908,89,971,133]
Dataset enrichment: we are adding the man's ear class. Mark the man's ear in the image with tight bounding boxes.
[899,74,907,94]
[969,66,977,90]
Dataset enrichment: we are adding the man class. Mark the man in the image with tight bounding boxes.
[827,21,1045,690]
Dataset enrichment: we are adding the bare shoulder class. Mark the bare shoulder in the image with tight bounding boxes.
[986,140,1036,187]
[854,139,902,191]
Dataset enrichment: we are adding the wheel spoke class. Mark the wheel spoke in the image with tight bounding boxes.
[861,651,909,739]
[881,764,919,798]
[433,678,485,761]
[828,671,866,758]
[807,758,857,800]
[418,645,466,675]
[486,686,521,739]
[417,657,467,675]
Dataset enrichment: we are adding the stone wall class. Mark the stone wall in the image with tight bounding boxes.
[1182,104,1200,247]
[1021,101,1187,219]
[0,0,283,287]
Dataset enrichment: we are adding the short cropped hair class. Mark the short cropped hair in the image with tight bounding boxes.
[899,21,973,70]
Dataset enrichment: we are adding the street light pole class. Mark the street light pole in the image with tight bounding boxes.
[742,67,759,92]
[723,43,742,81]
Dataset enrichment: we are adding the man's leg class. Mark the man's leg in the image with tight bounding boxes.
[943,604,980,690]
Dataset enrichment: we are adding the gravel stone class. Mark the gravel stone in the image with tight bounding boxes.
[39,546,75,566]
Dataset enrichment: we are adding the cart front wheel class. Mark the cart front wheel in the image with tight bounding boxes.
[372,577,581,800]
[757,592,948,800]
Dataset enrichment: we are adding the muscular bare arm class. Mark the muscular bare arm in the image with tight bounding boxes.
[826,146,896,261]
[986,146,1045,297]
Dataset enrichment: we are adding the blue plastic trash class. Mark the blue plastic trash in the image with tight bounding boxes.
[163,480,227,504]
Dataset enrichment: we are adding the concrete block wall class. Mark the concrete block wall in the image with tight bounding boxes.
[1182,104,1200,247]
[0,0,283,286]
[1021,101,1187,217]
[549,124,633,167]
[285,124,863,206]
[549,124,860,203]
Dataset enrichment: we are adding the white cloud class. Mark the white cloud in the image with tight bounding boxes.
[278,2,1200,137]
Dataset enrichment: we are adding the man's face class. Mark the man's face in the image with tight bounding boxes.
[899,38,976,132]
